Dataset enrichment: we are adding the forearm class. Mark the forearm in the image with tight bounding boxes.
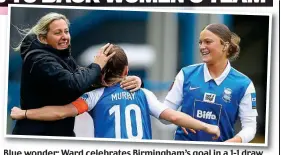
[225,136,242,143]
[235,126,256,143]
[33,58,101,100]
[225,127,256,143]
[63,63,102,94]
[160,109,207,131]
[26,104,78,121]
[159,100,179,125]
[226,116,257,143]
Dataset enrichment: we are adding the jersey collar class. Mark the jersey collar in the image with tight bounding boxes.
[203,61,231,85]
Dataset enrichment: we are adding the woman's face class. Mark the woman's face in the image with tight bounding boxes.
[199,29,227,65]
[44,19,70,50]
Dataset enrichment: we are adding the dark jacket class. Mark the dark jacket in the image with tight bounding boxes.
[12,34,101,136]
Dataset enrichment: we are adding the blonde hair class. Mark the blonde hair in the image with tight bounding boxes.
[14,12,70,51]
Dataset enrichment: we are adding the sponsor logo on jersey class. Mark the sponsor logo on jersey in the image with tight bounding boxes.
[196,110,217,120]
[203,93,216,103]
[251,93,257,109]
[222,88,232,103]
[81,93,89,101]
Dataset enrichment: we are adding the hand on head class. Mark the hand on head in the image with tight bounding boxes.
[94,43,116,69]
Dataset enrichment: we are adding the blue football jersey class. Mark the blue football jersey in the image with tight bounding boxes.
[80,84,167,140]
[165,63,258,142]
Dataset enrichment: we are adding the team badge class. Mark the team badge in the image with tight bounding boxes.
[222,88,232,103]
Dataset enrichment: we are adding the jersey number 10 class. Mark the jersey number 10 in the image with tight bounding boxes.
[109,104,143,139]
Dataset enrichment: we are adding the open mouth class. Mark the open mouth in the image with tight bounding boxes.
[58,42,68,47]
[201,50,210,56]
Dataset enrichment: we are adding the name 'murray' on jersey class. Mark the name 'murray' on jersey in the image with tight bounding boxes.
[112,92,136,101]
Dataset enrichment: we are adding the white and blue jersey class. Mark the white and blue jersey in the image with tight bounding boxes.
[165,62,258,142]
[80,83,167,140]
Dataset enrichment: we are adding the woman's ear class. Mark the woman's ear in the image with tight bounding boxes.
[38,35,47,44]
[224,42,229,50]
[223,42,230,51]
[122,66,129,77]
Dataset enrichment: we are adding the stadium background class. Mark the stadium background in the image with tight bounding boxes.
[6,7,269,143]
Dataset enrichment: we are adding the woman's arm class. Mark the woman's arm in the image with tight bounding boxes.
[28,44,114,100]
[142,88,220,139]
[159,70,184,124]
[225,82,258,143]
[11,90,102,121]
[225,116,256,143]
[164,70,184,109]
[159,108,220,139]
[10,104,78,121]
[31,56,100,98]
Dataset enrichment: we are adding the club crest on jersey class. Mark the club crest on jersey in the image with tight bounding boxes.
[203,93,216,103]
[222,88,232,103]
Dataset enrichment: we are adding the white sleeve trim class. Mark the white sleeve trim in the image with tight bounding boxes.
[83,88,104,111]
[236,115,257,143]
[141,88,168,119]
[165,70,184,107]
[163,99,179,111]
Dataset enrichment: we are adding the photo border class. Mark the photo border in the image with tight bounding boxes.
[4,4,272,148]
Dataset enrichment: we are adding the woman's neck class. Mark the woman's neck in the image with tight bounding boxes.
[207,59,228,79]
[104,77,124,87]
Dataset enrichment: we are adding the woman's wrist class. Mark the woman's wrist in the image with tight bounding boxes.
[24,110,28,119]
[201,122,208,131]
[225,136,242,143]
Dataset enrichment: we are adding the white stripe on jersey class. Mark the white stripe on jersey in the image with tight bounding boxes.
[83,88,105,111]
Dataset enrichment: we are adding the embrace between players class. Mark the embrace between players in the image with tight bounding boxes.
[10,12,258,143]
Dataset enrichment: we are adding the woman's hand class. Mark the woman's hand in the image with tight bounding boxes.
[94,43,115,69]
[204,124,220,140]
[181,127,197,135]
[120,76,142,92]
[10,107,25,120]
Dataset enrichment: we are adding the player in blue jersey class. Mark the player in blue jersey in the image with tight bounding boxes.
[10,45,220,140]
[164,23,258,143]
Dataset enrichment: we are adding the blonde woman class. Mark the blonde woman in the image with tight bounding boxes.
[12,12,141,136]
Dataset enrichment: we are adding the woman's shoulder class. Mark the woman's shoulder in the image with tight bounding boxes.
[22,49,68,75]
[181,63,203,70]
[180,63,204,74]
[230,67,250,79]
[229,67,252,85]
[24,49,62,64]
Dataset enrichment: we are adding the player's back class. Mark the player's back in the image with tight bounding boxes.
[89,83,152,139]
